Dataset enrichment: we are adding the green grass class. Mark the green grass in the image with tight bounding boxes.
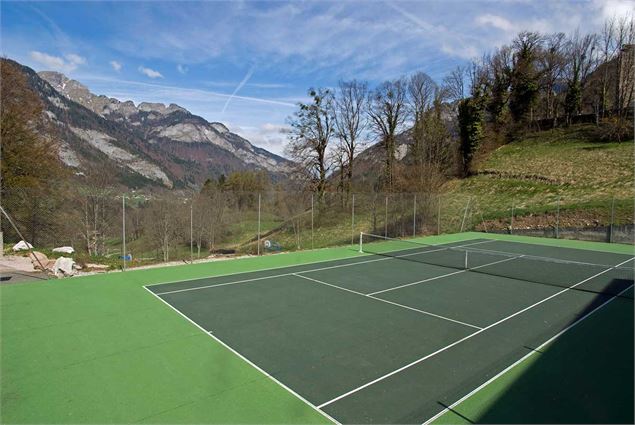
[1,232,632,424]
[446,124,635,227]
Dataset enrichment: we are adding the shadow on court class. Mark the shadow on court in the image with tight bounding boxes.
[440,279,634,424]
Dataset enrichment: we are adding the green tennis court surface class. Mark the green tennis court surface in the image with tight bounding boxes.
[2,233,633,424]
[145,236,634,424]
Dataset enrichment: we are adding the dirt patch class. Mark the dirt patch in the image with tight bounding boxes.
[477,209,613,232]
[474,169,563,185]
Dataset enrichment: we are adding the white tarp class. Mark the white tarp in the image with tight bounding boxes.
[53,257,76,277]
[12,240,33,251]
[53,246,75,254]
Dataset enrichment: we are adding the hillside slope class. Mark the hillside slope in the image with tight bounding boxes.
[445,124,634,229]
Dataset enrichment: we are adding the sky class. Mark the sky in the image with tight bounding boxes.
[1,0,633,156]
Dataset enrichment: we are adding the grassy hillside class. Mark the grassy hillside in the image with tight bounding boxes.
[444,124,634,229]
[240,124,634,252]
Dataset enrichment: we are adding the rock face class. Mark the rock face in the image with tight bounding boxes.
[32,67,291,188]
[68,126,172,187]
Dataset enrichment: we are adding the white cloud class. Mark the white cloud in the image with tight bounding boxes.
[110,60,122,72]
[177,64,188,74]
[593,0,635,20]
[64,53,86,66]
[231,122,291,156]
[29,51,86,72]
[475,14,515,32]
[440,43,479,60]
[138,65,163,78]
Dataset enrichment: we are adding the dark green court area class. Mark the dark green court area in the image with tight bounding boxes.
[146,238,634,424]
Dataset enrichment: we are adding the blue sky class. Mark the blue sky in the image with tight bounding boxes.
[1,0,633,156]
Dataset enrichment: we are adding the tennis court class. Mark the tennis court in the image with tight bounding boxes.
[145,235,634,424]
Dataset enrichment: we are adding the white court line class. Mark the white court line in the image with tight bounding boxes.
[145,237,492,288]
[293,273,483,331]
[421,282,635,425]
[317,257,634,409]
[142,286,341,425]
[154,239,495,296]
[368,255,524,296]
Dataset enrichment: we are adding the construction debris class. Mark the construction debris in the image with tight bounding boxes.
[53,246,75,254]
[53,257,76,277]
[12,241,33,251]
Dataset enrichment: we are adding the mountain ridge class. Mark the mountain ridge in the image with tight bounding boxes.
[4,59,291,190]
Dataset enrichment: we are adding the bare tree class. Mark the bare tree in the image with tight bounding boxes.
[612,16,635,116]
[367,78,408,192]
[407,72,439,187]
[564,31,598,122]
[538,33,566,122]
[443,65,467,103]
[286,88,335,200]
[145,199,182,262]
[598,19,618,117]
[408,72,437,122]
[334,80,368,195]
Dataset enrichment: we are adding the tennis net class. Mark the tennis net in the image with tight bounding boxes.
[359,233,634,297]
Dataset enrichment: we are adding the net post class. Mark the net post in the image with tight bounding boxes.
[311,193,314,250]
[122,194,126,271]
[358,232,363,253]
[464,250,468,269]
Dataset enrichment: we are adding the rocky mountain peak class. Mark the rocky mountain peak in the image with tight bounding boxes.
[30,63,292,187]
[211,122,230,133]
[138,102,187,115]
[38,71,91,99]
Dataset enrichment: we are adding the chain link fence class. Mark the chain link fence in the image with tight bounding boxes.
[1,186,633,274]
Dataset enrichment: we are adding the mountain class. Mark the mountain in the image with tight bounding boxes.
[4,59,291,189]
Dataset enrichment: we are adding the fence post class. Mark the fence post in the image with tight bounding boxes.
[413,194,417,237]
[257,193,261,255]
[609,196,615,243]
[555,196,560,239]
[190,200,193,263]
[311,194,314,250]
[351,194,355,246]
[122,194,126,271]
[437,195,441,235]
[510,204,514,235]
[460,197,471,233]
[385,195,388,237]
